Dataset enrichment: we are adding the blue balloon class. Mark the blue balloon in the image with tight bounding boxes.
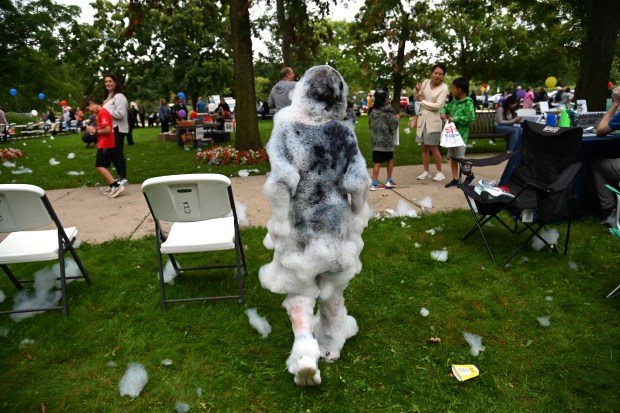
[177,92,186,101]
[38,93,45,100]
[10,88,17,96]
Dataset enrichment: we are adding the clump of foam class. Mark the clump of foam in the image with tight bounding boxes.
[393,199,418,217]
[537,316,550,327]
[10,259,82,322]
[245,307,271,338]
[162,259,179,285]
[238,169,259,177]
[418,196,433,210]
[20,338,35,348]
[11,167,32,174]
[49,158,60,165]
[119,363,148,398]
[175,401,190,412]
[463,331,485,356]
[235,200,249,227]
[531,229,559,251]
[431,250,448,262]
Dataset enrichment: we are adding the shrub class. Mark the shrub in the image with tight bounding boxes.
[196,145,268,165]
[0,147,25,161]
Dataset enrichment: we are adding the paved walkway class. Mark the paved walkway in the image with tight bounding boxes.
[45,159,507,244]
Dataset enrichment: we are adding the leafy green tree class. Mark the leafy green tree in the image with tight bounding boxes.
[0,0,83,111]
[350,0,435,112]
[268,0,337,67]
[432,0,580,87]
[431,0,620,111]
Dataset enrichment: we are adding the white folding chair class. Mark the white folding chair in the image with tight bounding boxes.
[141,174,247,310]
[0,184,92,317]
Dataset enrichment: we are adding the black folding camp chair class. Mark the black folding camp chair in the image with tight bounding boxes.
[456,121,583,267]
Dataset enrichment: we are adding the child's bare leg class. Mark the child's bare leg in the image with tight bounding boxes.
[313,277,358,362]
[283,294,321,386]
[387,159,394,180]
[421,144,430,171]
[96,167,116,185]
[372,163,380,182]
[430,145,443,172]
[450,158,458,180]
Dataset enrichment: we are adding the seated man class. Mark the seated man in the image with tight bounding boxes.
[592,86,620,223]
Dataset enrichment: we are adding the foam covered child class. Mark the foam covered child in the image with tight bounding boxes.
[259,65,372,386]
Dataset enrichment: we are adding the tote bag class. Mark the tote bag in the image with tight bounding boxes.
[440,121,465,148]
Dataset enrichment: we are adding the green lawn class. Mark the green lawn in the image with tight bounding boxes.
[0,117,618,412]
[0,214,618,412]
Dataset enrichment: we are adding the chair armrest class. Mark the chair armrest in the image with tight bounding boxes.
[605,184,620,196]
[456,151,519,168]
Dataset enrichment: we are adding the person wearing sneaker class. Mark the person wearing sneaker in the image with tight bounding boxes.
[82,96,125,199]
[102,74,129,187]
[369,86,400,191]
[440,77,476,188]
[414,63,449,182]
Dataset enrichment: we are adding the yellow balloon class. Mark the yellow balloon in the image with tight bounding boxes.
[545,76,557,88]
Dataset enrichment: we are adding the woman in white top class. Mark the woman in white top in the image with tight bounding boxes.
[102,74,129,184]
[413,64,449,181]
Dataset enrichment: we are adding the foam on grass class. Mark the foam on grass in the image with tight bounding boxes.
[463,331,486,356]
[245,307,272,339]
[119,363,148,398]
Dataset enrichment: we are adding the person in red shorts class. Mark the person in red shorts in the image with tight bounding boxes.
[81,96,125,198]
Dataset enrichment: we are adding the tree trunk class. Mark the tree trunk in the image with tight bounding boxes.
[276,0,292,66]
[230,0,261,150]
[392,16,410,114]
[575,0,620,111]
[392,38,406,113]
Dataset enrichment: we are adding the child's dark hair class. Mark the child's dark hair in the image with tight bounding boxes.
[373,87,388,109]
[431,63,446,75]
[81,96,96,111]
[452,77,469,95]
[502,95,518,118]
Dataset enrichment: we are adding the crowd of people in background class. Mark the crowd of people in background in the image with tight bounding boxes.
[0,64,617,228]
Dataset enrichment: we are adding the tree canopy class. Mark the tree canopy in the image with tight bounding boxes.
[2,0,619,130]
